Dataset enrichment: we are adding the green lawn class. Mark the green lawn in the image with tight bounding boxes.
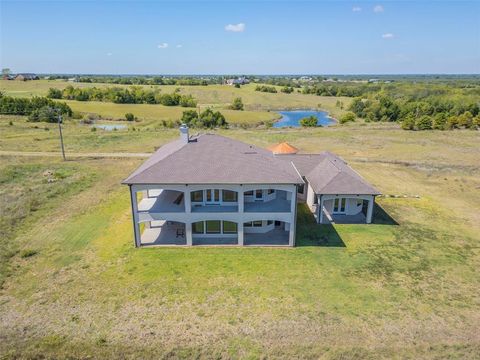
[0,115,479,358]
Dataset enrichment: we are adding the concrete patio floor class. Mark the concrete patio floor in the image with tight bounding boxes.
[244,229,289,246]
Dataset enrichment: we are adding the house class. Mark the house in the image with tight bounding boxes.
[15,73,39,81]
[123,126,380,247]
[225,77,249,85]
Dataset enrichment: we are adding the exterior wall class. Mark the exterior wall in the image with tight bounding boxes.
[306,183,316,208]
[129,183,297,247]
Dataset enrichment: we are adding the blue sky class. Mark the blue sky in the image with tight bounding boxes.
[1,1,479,74]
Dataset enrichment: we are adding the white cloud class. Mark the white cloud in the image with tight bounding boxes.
[157,43,169,48]
[373,5,384,13]
[225,23,245,32]
[106,52,112,56]
[352,6,362,12]
[382,33,394,39]
[176,44,182,48]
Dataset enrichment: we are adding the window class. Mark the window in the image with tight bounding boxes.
[253,220,263,227]
[206,220,221,233]
[245,190,253,196]
[205,189,220,204]
[222,190,237,202]
[223,221,237,234]
[267,220,273,225]
[191,190,203,202]
[255,190,263,200]
[333,198,346,213]
[267,189,275,195]
[244,222,252,227]
[192,221,204,234]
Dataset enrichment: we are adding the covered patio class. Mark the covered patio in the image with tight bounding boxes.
[140,221,187,246]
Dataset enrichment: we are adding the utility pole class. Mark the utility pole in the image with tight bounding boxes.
[57,114,66,161]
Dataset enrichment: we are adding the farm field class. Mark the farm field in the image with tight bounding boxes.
[0,113,479,358]
[0,80,351,126]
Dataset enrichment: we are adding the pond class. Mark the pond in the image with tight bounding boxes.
[93,124,127,131]
[273,110,335,128]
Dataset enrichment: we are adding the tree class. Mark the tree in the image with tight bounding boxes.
[299,115,318,127]
[230,97,244,111]
[415,115,433,130]
[47,88,63,99]
[2,68,11,77]
[181,110,198,126]
[281,86,294,94]
[339,112,356,124]
[432,113,447,130]
[401,114,415,130]
[125,113,136,121]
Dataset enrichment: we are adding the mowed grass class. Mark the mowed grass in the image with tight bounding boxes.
[0,80,351,126]
[0,119,479,358]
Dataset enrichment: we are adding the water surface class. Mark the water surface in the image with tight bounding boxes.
[273,110,334,128]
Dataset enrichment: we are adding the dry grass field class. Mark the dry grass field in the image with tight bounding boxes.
[0,112,479,358]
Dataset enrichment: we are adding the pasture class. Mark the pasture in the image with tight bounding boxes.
[0,113,479,358]
[0,80,351,127]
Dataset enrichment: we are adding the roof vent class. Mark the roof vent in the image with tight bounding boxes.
[179,124,189,144]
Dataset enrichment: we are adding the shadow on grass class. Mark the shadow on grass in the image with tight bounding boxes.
[373,203,399,225]
[296,203,346,247]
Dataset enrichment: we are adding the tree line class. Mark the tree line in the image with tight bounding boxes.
[348,94,480,130]
[47,86,197,107]
[0,93,72,122]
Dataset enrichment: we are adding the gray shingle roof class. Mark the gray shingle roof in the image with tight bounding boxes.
[123,134,303,185]
[276,152,380,195]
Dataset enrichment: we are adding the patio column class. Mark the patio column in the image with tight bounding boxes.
[129,186,141,248]
[288,189,297,246]
[238,188,244,213]
[184,188,191,213]
[238,222,244,246]
[366,196,374,224]
[186,222,193,246]
[319,196,324,224]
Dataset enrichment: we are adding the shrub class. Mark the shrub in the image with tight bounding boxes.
[230,97,244,111]
[415,115,433,130]
[339,112,356,124]
[255,85,277,93]
[401,114,415,130]
[20,249,38,258]
[47,88,62,99]
[299,115,318,127]
[431,113,446,130]
[125,113,136,121]
[281,86,294,94]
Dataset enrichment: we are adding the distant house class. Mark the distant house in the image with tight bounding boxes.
[226,77,249,85]
[15,73,39,81]
[123,127,380,247]
[2,74,14,80]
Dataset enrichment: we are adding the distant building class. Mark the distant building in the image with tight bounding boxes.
[226,77,249,85]
[15,73,39,81]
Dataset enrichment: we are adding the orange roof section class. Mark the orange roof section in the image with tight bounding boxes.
[267,142,299,154]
